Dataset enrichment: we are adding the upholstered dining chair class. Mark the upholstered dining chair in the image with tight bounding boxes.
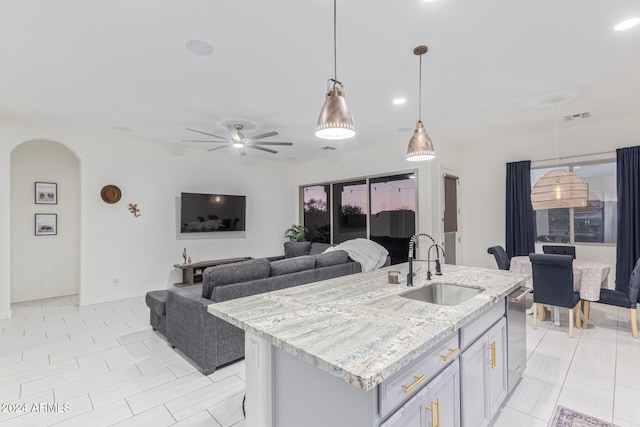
[542,245,576,259]
[529,254,581,337]
[487,246,511,270]
[589,257,640,338]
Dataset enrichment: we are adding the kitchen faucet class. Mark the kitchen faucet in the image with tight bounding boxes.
[407,233,445,286]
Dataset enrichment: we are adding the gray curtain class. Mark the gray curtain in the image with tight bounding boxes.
[615,146,640,291]
[506,160,536,258]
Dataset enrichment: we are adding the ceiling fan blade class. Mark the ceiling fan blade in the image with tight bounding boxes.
[253,142,293,146]
[249,131,279,141]
[182,139,229,143]
[207,144,232,152]
[186,128,229,140]
[248,145,278,154]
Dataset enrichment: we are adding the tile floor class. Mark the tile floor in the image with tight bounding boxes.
[0,294,638,426]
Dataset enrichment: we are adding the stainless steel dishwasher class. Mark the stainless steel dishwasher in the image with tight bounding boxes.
[506,285,530,393]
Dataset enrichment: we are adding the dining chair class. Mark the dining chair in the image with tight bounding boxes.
[542,245,576,259]
[487,246,510,270]
[590,257,640,338]
[529,253,581,337]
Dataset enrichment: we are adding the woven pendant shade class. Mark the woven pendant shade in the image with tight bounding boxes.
[531,169,588,210]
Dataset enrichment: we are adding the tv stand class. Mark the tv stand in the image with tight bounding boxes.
[173,257,251,286]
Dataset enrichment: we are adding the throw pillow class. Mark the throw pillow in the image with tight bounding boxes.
[313,250,348,268]
[201,258,271,299]
[284,241,311,258]
[309,242,333,256]
[270,256,315,276]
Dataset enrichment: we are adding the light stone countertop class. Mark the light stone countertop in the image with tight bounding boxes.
[208,263,528,391]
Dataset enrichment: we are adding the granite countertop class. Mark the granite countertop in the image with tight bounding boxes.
[208,263,528,391]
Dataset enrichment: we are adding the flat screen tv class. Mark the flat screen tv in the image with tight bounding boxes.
[180,192,246,233]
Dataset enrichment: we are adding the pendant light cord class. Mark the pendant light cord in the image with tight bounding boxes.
[333,0,337,87]
[418,54,423,122]
[555,101,559,168]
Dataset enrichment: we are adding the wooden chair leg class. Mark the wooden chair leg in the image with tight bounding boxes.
[569,306,574,338]
[631,309,638,339]
[583,301,590,329]
[533,303,538,330]
[575,305,581,329]
[539,303,546,321]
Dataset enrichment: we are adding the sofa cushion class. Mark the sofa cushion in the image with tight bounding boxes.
[201,258,271,299]
[313,250,349,268]
[284,241,311,258]
[270,256,316,277]
[146,290,169,315]
[309,242,333,256]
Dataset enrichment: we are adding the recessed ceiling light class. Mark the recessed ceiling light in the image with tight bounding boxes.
[614,17,640,31]
[185,40,214,56]
[393,98,407,105]
[112,126,131,132]
[422,0,437,3]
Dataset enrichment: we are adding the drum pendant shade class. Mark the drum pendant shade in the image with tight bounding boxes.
[531,169,588,210]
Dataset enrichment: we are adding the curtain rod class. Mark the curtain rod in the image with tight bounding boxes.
[531,150,615,164]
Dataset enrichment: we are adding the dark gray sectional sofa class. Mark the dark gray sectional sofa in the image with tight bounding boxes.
[146,242,364,374]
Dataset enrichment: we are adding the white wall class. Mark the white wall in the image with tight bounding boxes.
[10,140,80,302]
[460,115,640,285]
[0,120,295,317]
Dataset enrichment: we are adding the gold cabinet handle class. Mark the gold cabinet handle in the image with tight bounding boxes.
[488,341,496,369]
[425,400,436,427]
[439,348,459,362]
[402,374,427,394]
[426,397,441,427]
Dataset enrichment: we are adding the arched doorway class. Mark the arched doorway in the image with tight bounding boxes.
[10,140,80,303]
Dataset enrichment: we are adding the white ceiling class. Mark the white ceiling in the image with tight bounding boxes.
[1,0,639,161]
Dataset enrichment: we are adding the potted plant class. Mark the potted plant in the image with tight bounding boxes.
[284,224,308,242]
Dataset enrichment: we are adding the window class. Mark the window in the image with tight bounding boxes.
[370,174,416,263]
[300,172,417,264]
[303,185,330,243]
[532,161,617,244]
[332,180,367,244]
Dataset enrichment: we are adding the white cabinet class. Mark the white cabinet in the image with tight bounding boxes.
[460,318,507,427]
[423,361,460,427]
[381,361,460,427]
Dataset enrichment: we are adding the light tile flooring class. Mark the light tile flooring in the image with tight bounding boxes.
[1,294,639,426]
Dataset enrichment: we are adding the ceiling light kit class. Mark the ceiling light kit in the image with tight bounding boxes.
[185,40,214,56]
[614,17,640,31]
[315,0,356,140]
[406,45,436,161]
[531,100,588,210]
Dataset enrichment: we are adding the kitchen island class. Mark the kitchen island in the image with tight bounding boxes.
[209,263,528,427]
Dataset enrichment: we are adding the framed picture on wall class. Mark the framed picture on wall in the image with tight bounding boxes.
[35,214,57,236]
[35,182,57,204]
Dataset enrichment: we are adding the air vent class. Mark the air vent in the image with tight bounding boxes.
[564,112,591,121]
[320,146,336,150]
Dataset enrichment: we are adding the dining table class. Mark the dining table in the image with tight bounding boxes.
[509,255,611,326]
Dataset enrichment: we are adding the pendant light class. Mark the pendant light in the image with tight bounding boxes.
[315,0,355,140]
[406,45,435,161]
[531,101,587,210]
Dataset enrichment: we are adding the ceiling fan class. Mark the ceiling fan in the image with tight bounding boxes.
[183,124,293,156]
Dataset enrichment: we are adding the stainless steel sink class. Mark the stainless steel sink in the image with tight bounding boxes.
[401,283,484,306]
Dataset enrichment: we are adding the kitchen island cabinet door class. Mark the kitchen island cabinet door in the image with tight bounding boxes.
[460,317,508,427]
[486,318,508,417]
[424,360,460,427]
